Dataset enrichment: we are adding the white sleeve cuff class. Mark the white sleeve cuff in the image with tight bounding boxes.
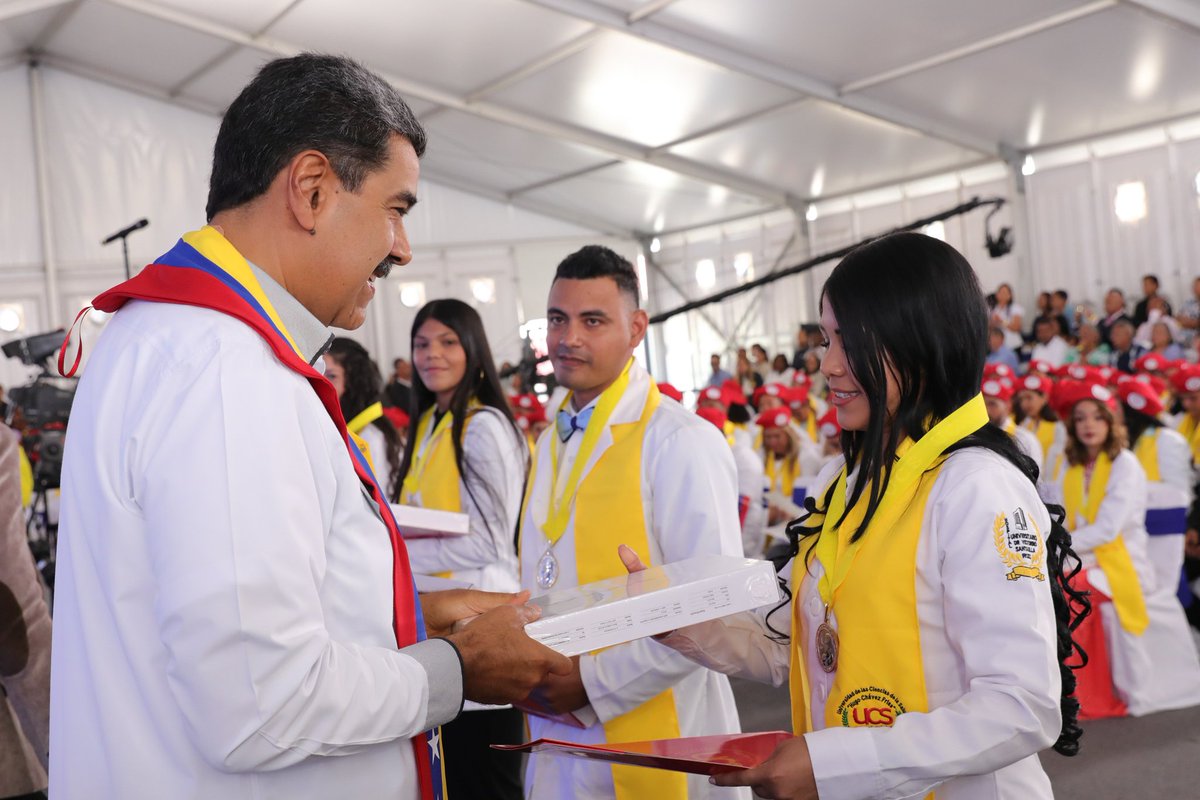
[804,727,885,800]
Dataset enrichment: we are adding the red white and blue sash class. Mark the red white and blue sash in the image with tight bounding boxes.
[80,227,446,799]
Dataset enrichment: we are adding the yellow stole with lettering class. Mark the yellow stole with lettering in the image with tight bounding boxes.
[400,406,475,580]
[788,394,988,800]
[522,370,683,800]
[1177,415,1200,464]
[1063,454,1148,634]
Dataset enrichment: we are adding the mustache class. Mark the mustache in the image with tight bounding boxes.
[554,348,588,361]
[373,258,397,279]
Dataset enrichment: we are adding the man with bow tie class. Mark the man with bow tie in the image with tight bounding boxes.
[518,245,749,800]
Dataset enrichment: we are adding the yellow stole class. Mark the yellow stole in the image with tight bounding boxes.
[1134,429,1161,482]
[1062,454,1148,635]
[400,406,473,580]
[1178,415,1200,464]
[522,375,683,800]
[1022,418,1057,459]
[788,394,988,784]
[766,452,799,494]
[346,401,384,470]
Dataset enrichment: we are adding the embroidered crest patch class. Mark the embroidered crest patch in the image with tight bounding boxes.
[993,507,1046,581]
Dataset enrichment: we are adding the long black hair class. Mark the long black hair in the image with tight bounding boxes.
[767,232,1089,757]
[328,336,401,500]
[1122,403,1162,446]
[397,299,525,517]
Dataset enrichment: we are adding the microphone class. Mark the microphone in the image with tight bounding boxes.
[101,218,149,245]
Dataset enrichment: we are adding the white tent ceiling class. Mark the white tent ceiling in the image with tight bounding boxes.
[3,0,1200,239]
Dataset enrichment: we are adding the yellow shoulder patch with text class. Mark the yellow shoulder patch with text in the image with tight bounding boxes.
[993,507,1046,582]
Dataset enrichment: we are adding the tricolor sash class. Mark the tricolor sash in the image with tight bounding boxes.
[87,227,445,800]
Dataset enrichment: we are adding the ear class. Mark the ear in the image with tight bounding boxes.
[284,150,336,233]
[629,307,649,348]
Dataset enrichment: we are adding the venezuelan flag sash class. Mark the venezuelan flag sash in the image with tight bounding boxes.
[88,227,445,800]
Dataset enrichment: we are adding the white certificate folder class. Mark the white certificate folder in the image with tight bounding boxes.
[524,555,782,657]
[388,504,470,539]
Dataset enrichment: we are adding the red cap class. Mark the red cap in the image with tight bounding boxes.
[720,379,748,406]
[793,372,811,388]
[1053,379,1116,419]
[1133,353,1178,374]
[1019,374,1051,395]
[1117,381,1165,417]
[656,382,684,403]
[786,385,811,408]
[511,393,544,412]
[983,363,1014,380]
[1169,365,1200,396]
[1028,359,1054,376]
[818,407,841,440]
[696,406,727,431]
[382,406,410,430]
[981,377,1014,402]
[756,407,793,429]
[752,382,788,407]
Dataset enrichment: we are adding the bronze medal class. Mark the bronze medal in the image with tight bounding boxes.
[816,606,839,673]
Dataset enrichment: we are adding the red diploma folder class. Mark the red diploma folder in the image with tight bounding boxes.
[492,730,792,775]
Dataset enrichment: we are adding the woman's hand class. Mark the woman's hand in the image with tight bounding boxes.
[618,543,648,574]
[711,736,818,800]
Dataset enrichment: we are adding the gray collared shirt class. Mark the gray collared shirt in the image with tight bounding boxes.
[245,260,334,366]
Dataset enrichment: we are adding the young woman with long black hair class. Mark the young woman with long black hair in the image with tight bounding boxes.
[324,336,402,501]
[622,232,1088,800]
[396,298,528,800]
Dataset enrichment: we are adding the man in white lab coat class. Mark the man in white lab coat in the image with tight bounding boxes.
[49,53,569,800]
[518,245,748,800]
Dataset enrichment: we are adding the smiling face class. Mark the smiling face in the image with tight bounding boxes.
[289,134,420,330]
[819,299,899,433]
[412,317,467,410]
[546,276,647,409]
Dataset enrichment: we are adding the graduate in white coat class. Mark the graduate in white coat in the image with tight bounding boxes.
[982,377,1044,465]
[48,54,569,800]
[519,245,748,800]
[621,233,1088,800]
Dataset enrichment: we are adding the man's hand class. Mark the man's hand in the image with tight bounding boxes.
[445,602,573,705]
[526,656,588,714]
[711,736,817,800]
[420,588,528,639]
[1185,529,1200,560]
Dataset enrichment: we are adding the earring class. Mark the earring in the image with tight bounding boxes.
[309,227,317,236]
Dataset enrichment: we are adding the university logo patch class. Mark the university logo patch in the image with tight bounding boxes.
[836,686,907,728]
[993,507,1046,581]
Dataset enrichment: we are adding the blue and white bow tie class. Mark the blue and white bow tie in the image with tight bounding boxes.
[556,406,595,442]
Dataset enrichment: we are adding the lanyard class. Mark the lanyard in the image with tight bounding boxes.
[346,401,383,435]
[814,393,988,608]
[544,358,635,546]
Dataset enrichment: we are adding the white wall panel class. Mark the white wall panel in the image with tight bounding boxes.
[0,65,41,270]
[1095,147,1179,304]
[1026,162,1103,306]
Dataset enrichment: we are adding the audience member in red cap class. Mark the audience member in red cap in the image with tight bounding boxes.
[785,385,820,445]
[757,406,802,527]
[1047,378,1200,718]
[1170,365,1200,464]
[1014,373,1062,467]
[982,378,1043,464]
[752,382,789,412]
[697,407,768,557]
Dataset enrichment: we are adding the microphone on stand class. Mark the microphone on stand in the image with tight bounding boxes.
[101,218,150,279]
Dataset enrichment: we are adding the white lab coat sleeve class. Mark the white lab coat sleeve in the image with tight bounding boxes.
[579,418,746,723]
[804,460,1061,800]
[1156,429,1192,495]
[404,410,526,575]
[1067,453,1146,553]
[135,342,447,773]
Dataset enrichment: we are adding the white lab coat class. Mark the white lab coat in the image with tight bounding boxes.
[1049,448,1200,716]
[660,449,1064,800]
[358,421,394,501]
[51,301,460,799]
[403,407,525,593]
[520,364,748,800]
[730,433,768,558]
[1011,424,1044,467]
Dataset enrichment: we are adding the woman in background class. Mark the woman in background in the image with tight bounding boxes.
[325,337,402,501]
[396,299,528,800]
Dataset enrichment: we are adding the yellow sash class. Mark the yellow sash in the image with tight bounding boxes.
[1063,454,1148,635]
[521,373,682,800]
[346,401,384,470]
[400,406,472,580]
[1134,429,1160,482]
[788,394,988,765]
[1178,415,1200,464]
[766,452,799,495]
[18,446,32,507]
[1021,418,1057,459]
